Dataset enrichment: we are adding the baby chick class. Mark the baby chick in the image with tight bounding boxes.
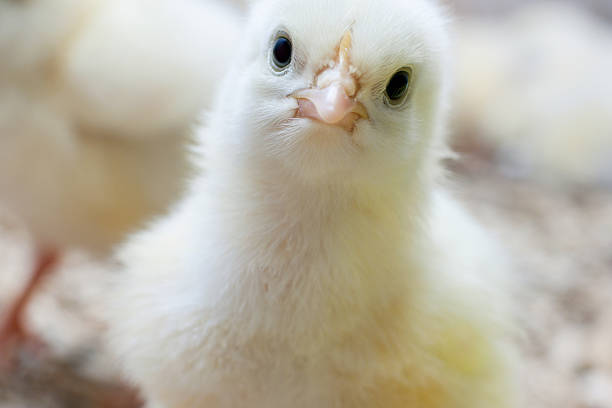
[107,0,518,407]
[0,0,239,353]
[454,2,612,185]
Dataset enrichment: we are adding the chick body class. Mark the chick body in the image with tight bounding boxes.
[107,0,518,406]
[110,190,517,408]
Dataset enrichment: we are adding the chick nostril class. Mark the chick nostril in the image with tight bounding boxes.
[344,79,357,98]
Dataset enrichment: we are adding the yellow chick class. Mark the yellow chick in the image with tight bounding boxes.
[107,0,519,406]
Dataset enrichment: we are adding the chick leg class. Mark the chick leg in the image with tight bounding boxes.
[0,249,59,356]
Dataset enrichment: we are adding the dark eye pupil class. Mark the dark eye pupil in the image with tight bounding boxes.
[386,71,410,101]
[273,37,292,68]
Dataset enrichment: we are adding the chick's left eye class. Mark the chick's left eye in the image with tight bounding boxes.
[385,68,413,106]
[272,36,292,69]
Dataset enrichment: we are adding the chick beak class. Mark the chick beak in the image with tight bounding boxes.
[291,31,368,131]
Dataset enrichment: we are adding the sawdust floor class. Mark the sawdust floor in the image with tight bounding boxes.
[0,158,611,408]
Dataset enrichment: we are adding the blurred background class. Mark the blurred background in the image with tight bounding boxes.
[0,0,611,407]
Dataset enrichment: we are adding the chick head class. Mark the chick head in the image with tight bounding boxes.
[213,0,449,185]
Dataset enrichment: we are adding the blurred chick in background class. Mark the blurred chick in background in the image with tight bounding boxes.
[454,2,612,186]
[0,0,239,358]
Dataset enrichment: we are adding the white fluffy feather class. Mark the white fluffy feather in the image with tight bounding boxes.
[107,1,519,407]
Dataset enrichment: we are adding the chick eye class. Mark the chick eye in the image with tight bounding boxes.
[271,35,292,71]
[384,68,413,107]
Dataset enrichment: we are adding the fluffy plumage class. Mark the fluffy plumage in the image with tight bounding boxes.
[107,0,518,407]
[0,0,239,344]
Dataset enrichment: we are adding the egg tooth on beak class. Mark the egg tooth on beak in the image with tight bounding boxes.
[292,31,368,131]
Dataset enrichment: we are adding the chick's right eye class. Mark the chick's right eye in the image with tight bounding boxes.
[272,36,292,69]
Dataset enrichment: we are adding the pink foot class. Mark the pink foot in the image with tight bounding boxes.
[0,249,59,369]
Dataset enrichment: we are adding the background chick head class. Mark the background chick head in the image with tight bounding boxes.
[213,0,450,185]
